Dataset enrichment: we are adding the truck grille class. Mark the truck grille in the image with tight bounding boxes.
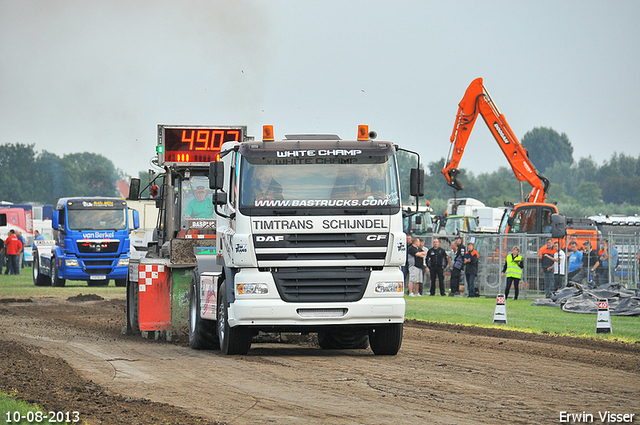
[254,233,388,268]
[82,260,114,275]
[271,267,370,303]
[77,240,120,254]
[85,268,112,275]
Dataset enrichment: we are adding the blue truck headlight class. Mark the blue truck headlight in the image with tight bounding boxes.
[375,281,403,293]
[117,258,130,266]
[237,283,268,295]
[65,259,79,267]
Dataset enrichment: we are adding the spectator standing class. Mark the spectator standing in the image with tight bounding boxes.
[32,229,44,246]
[552,241,566,291]
[449,241,464,296]
[4,230,23,275]
[16,231,26,269]
[598,239,618,285]
[407,237,426,296]
[539,238,556,298]
[464,242,479,297]
[502,246,524,300]
[426,238,450,296]
[403,234,412,295]
[573,241,599,286]
[418,238,427,295]
[567,241,583,282]
[0,236,5,275]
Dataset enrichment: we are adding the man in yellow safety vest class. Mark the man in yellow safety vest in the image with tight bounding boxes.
[502,246,524,300]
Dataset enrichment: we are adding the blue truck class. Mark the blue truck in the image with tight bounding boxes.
[32,197,138,287]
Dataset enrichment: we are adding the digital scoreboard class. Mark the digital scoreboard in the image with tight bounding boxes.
[157,125,246,166]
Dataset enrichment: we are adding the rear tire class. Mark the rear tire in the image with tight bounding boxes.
[369,323,403,355]
[217,281,252,355]
[51,259,66,287]
[115,279,127,287]
[189,269,219,349]
[126,275,140,334]
[33,256,51,287]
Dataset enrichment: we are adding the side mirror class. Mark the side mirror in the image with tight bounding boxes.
[52,211,59,230]
[128,178,140,200]
[209,162,224,190]
[551,214,567,239]
[132,210,140,230]
[415,215,422,225]
[507,216,514,227]
[213,192,227,206]
[410,168,424,197]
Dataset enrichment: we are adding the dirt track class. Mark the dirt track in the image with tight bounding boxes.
[0,296,639,425]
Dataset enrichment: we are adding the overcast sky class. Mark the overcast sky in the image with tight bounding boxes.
[2,1,639,181]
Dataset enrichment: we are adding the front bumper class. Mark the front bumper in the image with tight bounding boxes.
[228,267,405,328]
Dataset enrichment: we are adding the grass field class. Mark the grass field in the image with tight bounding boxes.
[1,267,638,343]
[0,267,126,299]
[405,294,640,343]
[0,391,46,425]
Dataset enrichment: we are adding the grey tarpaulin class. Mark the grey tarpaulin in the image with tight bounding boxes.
[531,283,640,316]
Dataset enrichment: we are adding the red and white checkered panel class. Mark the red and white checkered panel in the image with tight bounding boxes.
[138,264,166,292]
[137,264,171,331]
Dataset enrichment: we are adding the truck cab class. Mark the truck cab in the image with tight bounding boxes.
[33,197,135,287]
[130,125,418,356]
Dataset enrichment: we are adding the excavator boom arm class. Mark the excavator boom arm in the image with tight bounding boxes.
[441,78,549,203]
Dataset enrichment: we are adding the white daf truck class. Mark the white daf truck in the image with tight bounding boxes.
[128,124,423,355]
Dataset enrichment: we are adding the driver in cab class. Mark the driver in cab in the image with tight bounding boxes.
[252,168,283,204]
[184,186,214,219]
[333,168,381,201]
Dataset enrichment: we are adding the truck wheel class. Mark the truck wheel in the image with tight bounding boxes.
[368,323,403,355]
[115,279,127,287]
[126,276,140,335]
[33,255,51,287]
[51,259,66,287]
[189,280,219,349]
[217,281,252,355]
[318,329,369,349]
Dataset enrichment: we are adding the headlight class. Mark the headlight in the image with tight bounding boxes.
[237,283,268,295]
[65,259,79,267]
[117,258,130,266]
[375,281,403,293]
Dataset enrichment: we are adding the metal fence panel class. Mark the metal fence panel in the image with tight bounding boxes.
[461,232,640,298]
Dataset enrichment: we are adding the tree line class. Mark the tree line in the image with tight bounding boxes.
[2,126,639,218]
[399,127,640,218]
[0,144,121,205]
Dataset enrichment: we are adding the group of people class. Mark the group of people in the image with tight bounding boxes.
[0,229,25,275]
[502,236,619,300]
[404,234,619,301]
[405,235,479,297]
[567,237,618,287]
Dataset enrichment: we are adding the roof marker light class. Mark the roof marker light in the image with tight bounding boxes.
[263,125,274,141]
[358,125,369,141]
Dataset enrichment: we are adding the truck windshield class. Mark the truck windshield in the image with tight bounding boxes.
[238,151,401,215]
[444,216,477,234]
[67,209,127,231]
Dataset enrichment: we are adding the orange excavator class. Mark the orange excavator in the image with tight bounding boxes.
[441,78,594,239]
[442,77,550,203]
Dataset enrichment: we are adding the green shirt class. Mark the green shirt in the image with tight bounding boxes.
[185,198,214,218]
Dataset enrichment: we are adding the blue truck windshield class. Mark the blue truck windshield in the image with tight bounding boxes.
[67,209,127,231]
[238,149,400,216]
